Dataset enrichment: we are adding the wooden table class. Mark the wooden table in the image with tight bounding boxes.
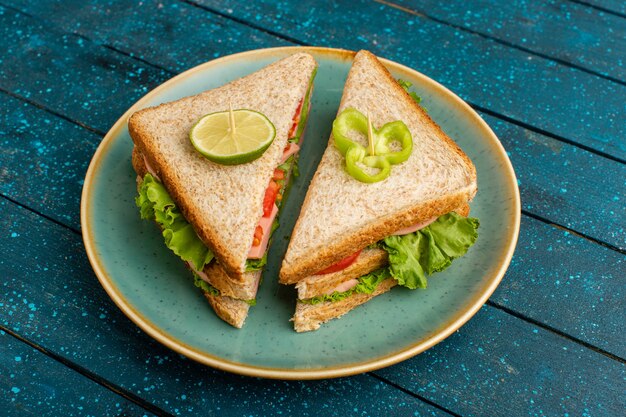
[2,1,624,415]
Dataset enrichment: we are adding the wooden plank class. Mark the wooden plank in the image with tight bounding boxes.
[0,202,450,416]
[493,216,626,358]
[0,3,288,134]
[0,94,100,230]
[0,332,156,417]
[4,0,292,75]
[375,306,626,416]
[2,198,624,413]
[189,0,626,160]
[482,112,626,250]
[385,0,626,82]
[0,5,169,133]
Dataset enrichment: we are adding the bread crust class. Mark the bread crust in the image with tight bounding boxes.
[293,278,397,332]
[204,293,250,329]
[280,50,477,284]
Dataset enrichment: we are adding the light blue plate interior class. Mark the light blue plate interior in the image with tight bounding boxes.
[84,48,519,377]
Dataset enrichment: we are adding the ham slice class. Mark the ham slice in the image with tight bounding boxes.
[143,155,161,182]
[248,203,278,259]
[324,279,359,295]
[392,217,437,236]
[280,143,300,163]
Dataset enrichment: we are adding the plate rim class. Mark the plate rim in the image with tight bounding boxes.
[81,46,521,380]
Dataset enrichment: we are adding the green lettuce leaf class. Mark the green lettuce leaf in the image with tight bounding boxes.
[300,268,390,305]
[245,254,267,272]
[381,212,479,289]
[193,273,219,296]
[397,78,423,106]
[136,174,214,271]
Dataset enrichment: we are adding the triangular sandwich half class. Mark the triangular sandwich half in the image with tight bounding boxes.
[130,53,317,328]
[280,50,478,332]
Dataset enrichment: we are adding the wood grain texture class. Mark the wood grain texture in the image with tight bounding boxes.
[492,216,626,358]
[376,306,626,417]
[4,0,292,74]
[0,332,155,417]
[192,0,626,161]
[0,200,450,415]
[0,5,168,133]
[0,94,99,230]
[483,113,626,250]
[386,0,626,81]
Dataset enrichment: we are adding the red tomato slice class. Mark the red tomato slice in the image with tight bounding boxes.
[273,168,285,181]
[262,180,280,217]
[317,250,363,275]
[288,99,303,137]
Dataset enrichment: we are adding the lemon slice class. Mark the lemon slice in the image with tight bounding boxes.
[190,109,276,165]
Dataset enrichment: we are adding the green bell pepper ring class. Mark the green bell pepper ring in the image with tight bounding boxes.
[345,145,392,183]
[375,121,413,165]
[332,108,368,156]
[332,107,413,183]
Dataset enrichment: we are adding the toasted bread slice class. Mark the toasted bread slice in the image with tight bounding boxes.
[204,293,250,329]
[280,50,476,284]
[293,278,397,332]
[129,53,317,278]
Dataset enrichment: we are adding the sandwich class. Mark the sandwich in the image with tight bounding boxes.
[279,50,479,332]
[129,53,317,328]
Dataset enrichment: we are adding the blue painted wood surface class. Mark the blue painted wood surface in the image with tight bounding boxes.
[1,332,155,416]
[0,0,624,415]
[377,306,626,416]
[390,0,626,81]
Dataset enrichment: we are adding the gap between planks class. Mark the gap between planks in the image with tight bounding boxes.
[567,0,626,19]
[486,301,626,364]
[0,325,175,417]
[368,373,462,416]
[373,0,626,88]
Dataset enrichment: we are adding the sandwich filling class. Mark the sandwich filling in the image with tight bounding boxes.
[136,72,316,304]
[299,212,479,304]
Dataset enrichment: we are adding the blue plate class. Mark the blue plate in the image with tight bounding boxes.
[81,47,520,379]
